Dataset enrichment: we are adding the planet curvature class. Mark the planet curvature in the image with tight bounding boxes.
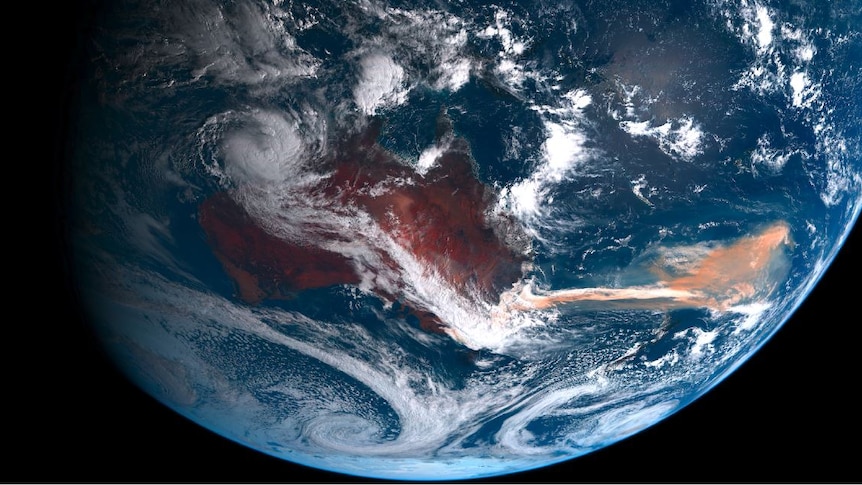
[62,0,861,480]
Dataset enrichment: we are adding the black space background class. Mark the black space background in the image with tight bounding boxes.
[18,1,859,482]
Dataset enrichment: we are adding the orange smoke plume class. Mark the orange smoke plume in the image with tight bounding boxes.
[500,222,792,314]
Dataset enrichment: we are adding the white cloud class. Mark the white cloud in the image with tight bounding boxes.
[353,53,408,115]
[619,116,705,162]
[221,110,310,185]
[416,143,447,175]
[755,5,774,49]
[498,90,592,223]
[477,7,534,89]
[789,71,820,109]
[355,6,475,95]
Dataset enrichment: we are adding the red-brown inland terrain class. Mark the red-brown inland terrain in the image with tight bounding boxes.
[198,123,530,333]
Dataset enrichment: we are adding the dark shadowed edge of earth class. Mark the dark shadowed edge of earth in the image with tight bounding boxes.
[19,1,860,482]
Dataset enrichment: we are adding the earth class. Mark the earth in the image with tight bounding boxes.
[56,0,860,481]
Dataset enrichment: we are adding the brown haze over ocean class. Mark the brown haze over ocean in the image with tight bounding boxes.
[498,222,792,316]
[200,124,794,345]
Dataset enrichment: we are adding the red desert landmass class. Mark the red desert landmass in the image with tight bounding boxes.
[198,122,529,332]
[199,120,793,340]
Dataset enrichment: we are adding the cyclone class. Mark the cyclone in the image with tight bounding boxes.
[64,0,862,480]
